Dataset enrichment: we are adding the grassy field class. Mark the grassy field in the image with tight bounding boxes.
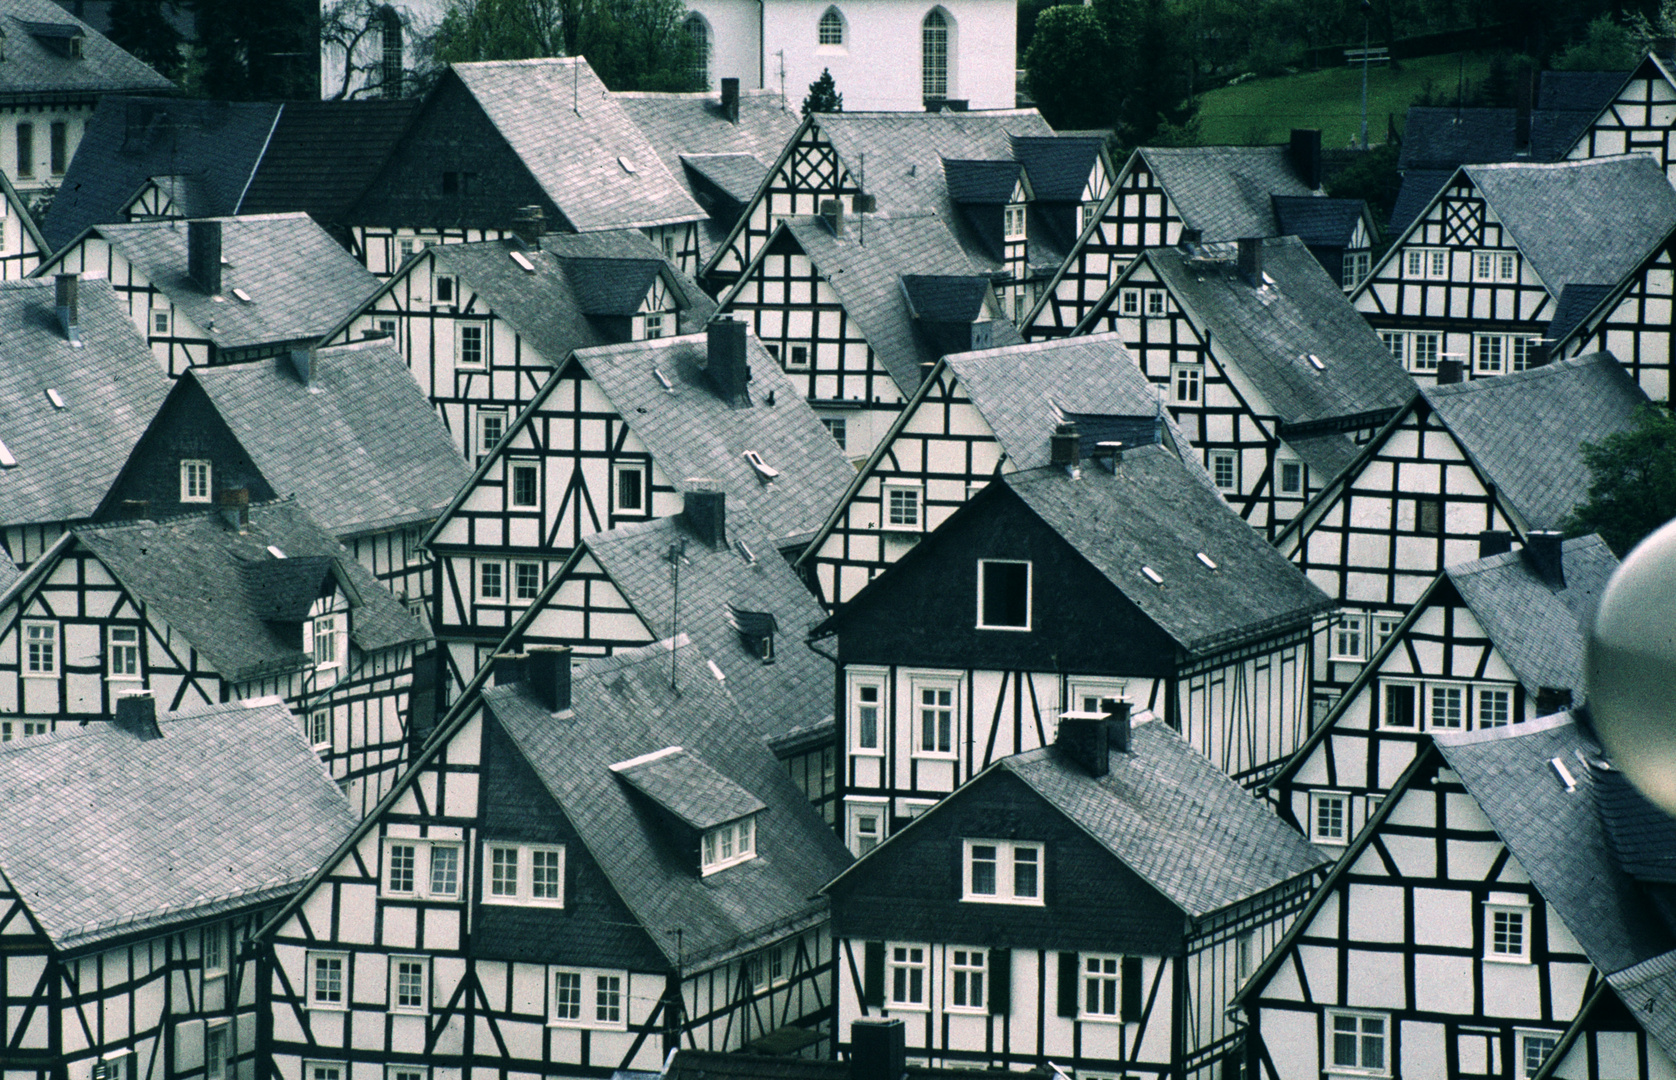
[1193,51,1498,146]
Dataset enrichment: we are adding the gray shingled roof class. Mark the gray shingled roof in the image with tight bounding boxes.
[579,513,833,746]
[172,339,471,537]
[484,636,851,968]
[567,331,857,546]
[75,213,380,350]
[1009,134,1103,202]
[74,499,425,683]
[451,59,704,231]
[1388,168,1453,234]
[1435,715,1676,976]
[1137,144,1315,241]
[0,0,173,98]
[1270,196,1367,247]
[943,158,1021,204]
[1422,352,1647,531]
[1398,107,1519,171]
[0,277,170,527]
[680,152,773,204]
[1465,157,1676,293]
[1610,950,1676,1058]
[1547,282,1618,344]
[1446,534,1617,702]
[1598,767,1676,885]
[610,745,767,830]
[0,696,356,950]
[1005,450,1332,654]
[1137,237,1416,426]
[1000,720,1327,918]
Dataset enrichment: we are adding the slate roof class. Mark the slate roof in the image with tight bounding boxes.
[237,99,420,222]
[679,152,772,204]
[148,339,471,537]
[483,636,851,968]
[558,331,856,547]
[665,1051,1001,1080]
[44,97,279,250]
[0,0,172,100]
[996,720,1328,918]
[1136,144,1316,242]
[1609,949,1676,1060]
[1541,69,1631,112]
[450,58,704,231]
[1270,195,1367,247]
[0,277,170,527]
[1009,134,1103,202]
[943,158,1022,204]
[0,555,18,594]
[1422,352,1647,531]
[70,498,424,683]
[1434,715,1676,977]
[609,746,767,830]
[1597,767,1676,885]
[63,213,380,350]
[578,512,834,747]
[1388,168,1453,233]
[901,274,990,322]
[1464,157,1676,294]
[1446,534,1617,702]
[1547,282,1617,344]
[1005,450,1333,654]
[0,696,356,950]
[1398,107,1519,171]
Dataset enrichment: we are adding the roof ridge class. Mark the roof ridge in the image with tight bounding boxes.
[1424,351,1615,398]
[78,494,302,535]
[1467,154,1650,173]
[455,56,584,68]
[0,696,288,755]
[1431,709,1577,746]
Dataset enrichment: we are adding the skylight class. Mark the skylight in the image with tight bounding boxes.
[618,156,637,175]
[509,250,535,273]
[1307,353,1325,370]
[0,438,15,468]
[653,367,674,391]
[232,288,252,303]
[735,538,756,564]
[44,389,64,410]
[1196,552,1217,570]
[1550,757,1577,792]
[743,450,779,480]
[1140,566,1163,585]
[707,659,726,682]
[267,545,287,559]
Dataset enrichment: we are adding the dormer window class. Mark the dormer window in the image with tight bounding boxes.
[311,614,340,669]
[727,605,777,663]
[1003,204,1027,240]
[962,839,1042,904]
[701,814,756,874]
[610,745,768,875]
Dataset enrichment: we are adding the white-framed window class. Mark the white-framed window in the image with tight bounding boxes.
[1146,289,1165,316]
[821,416,846,451]
[203,922,228,979]
[1371,616,1401,652]
[1474,252,1495,281]
[1518,1030,1560,1078]
[311,614,339,669]
[882,483,922,530]
[1405,247,1447,278]
[1411,332,1440,372]
[846,798,887,857]
[479,561,503,599]
[962,839,1042,904]
[948,948,986,1011]
[1343,249,1371,288]
[785,343,811,370]
[108,626,140,679]
[434,275,456,304]
[181,459,212,502]
[1003,203,1027,240]
[23,621,57,676]
[1081,203,1098,232]
[307,951,348,1010]
[509,461,539,508]
[1475,334,1503,374]
[1236,931,1254,981]
[1510,335,1541,372]
[1428,683,1466,729]
[1498,252,1517,280]
[889,944,927,1007]
[1479,687,1512,727]
[1,720,49,741]
[151,308,170,336]
[476,408,507,455]
[308,709,331,749]
[387,1068,427,1080]
[1067,678,1128,716]
[305,1063,345,1080]
[382,838,462,900]
[612,461,647,515]
[1381,682,1418,729]
[818,6,844,45]
[389,956,429,1013]
[911,675,958,756]
[1082,954,1122,1019]
[376,317,399,342]
[1331,613,1365,660]
[1486,894,1532,962]
[701,814,757,874]
[921,9,948,99]
[484,842,565,906]
[1327,1009,1389,1075]
[456,322,485,368]
[1210,451,1239,492]
[851,675,884,753]
[1279,460,1305,495]
[1379,331,1404,363]
[550,968,628,1029]
[1309,791,1348,845]
[513,561,541,601]
[1170,362,1202,404]
[1119,288,1140,316]
[204,1022,229,1080]
[640,311,666,340]
[976,559,1031,630]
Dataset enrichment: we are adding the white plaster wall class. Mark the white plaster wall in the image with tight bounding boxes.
[686,0,764,93]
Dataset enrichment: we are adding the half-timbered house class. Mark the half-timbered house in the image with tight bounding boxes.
[1350,155,1676,385]
[421,321,854,696]
[1267,532,1616,852]
[823,712,1327,1078]
[37,214,381,375]
[812,449,1332,851]
[0,166,47,279]
[258,638,853,1079]
[91,339,471,606]
[1276,352,1645,712]
[1550,217,1676,405]
[0,275,170,568]
[1563,53,1676,180]
[0,693,357,1080]
[322,229,714,460]
[1024,132,1375,338]
[1237,713,1676,1080]
[1071,235,1416,537]
[715,211,1020,461]
[0,498,427,811]
[796,332,1184,609]
[345,58,706,276]
[505,493,839,819]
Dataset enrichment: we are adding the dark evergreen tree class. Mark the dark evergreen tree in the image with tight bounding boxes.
[106,0,185,82]
[188,0,319,99]
[801,68,842,116]
[1565,405,1676,557]
[1021,6,1112,130]
[430,0,704,91]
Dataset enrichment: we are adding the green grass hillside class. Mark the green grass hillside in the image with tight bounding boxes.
[1194,51,1498,146]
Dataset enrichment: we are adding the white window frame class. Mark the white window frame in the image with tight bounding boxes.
[962,839,1043,905]
[1003,203,1027,241]
[786,343,811,370]
[849,671,885,755]
[455,321,486,369]
[204,1022,230,1080]
[307,951,349,1010]
[1067,678,1128,717]
[1498,252,1517,281]
[1279,460,1305,495]
[483,842,566,907]
[108,626,141,680]
[1485,894,1533,963]
[23,620,58,677]
[1517,1029,1561,1078]
[1410,332,1440,372]
[305,1063,344,1080]
[976,559,1031,631]
[821,416,847,451]
[389,955,430,1014]
[1510,335,1541,372]
[1210,450,1239,492]
[381,837,463,901]
[386,1068,428,1080]
[476,408,508,455]
[1427,682,1466,730]
[947,948,987,1012]
[846,797,888,857]
[701,814,757,875]
[1379,680,1420,730]
[1145,289,1166,316]
[1080,953,1123,1020]
[882,482,923,531]
[888,943,928,1008]
[611,461,648,515]
[1379,331,1404,364]
[1478,686,1512,728]
[1405,247,1447,279]
[1309,791,1349,846]
[479,560,503,600]
[513,560,542,601]
[1343,249,1371,289]
[508,460,540,509]
[1371,616,1401,652]
[308,709,331,750]
[1170,362,1202,404]
[1326,1009,1390,1076]
[311,614,339,669]
[181,459,212,503]
[151,308,171,336]
[1330,612,1366,661]
[639,310,666,340]
[549,967,629,1029]
[1119,288,1140,316]
[1475,334,1503,374]
[203,923,228,979]
[1473,251,1496,281]
[910,673,959,758]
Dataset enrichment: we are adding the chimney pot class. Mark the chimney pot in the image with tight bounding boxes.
[491,652,528,687]
[1436,358,1463,384]
[54,273,80,344]
[1101,697,1131,754]
[511,206,544,250]
[705,318,751,407]
[113,690,161,740]
[1049,421,1081,468]
[188,220,223,295]
[527,645,572,713]
[1289,128,1323,189]
[1056,710,1110,778]
[217,487,249,532]
[1237,237,1263,284]
[288,345,315,386]
[1478,529,1513,559]
[849,1019,907,1080]
[720,77,740,123]
[820,198,845,237]
[1523,530,1566,588]
[684,488,726,549]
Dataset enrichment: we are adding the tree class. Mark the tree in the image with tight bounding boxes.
[323,0,438,100]
[187,0,319,99]
[1022,6,1114,131]
[430,0,703,91]
[1326,141,1401,226]
[1554,16,1641,71]
[106,0,185,82]
[802,68,842,116]
[1563,404,1676,557]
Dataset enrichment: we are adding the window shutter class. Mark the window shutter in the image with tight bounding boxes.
[863,941,885,1007]
[988,948,1011,1015]
[1121,957,1143,1020]
[1057,952,1079,1017]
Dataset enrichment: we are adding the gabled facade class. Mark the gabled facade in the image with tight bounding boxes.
[796,333,1178,609]
[813,455,1332,854]
[421,323,854,697]
[0,500,427,813]
[1268,533,1615,852]
[259,638,853,1080]
[322,232,715,460]
[823,718,1326,1078]
[1276,353,1644,711]
[0,695,356,1080]
[1350,156,1676,385]
[1564,54,1676,180]
[1552,219,1676,405]
[1070,236,1416,537]
[0,166,48,279]
[1238,715,1676,1080]
[37,214,381,375]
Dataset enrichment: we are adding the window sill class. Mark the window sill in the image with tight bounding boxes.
[975,623,1031,632]
[388,1007,429,1017]
[1310,836,1349,848]
[885,1002,930,1013]
[21,673,58,679]
[1077,1013,1128,1025]
[912,751,958,761]
[701,852,757,876]
[961,895,1044,907]
[483,897,565,909]
[1483,954,1531,965]
[944,1005,987,1016]
[306,1002,348,1012]
[204,970,228,982]
[311,742,333,754]
[549,1019,627,1031]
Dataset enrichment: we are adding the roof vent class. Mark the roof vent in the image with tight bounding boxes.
[1306,353,1325,370]
[231,287,252,303]
[509,250,535,273]
[743,450,779,481]
[1140,566,1164,585]
[45,389,64,410]
[618,156,638,175]
[1196,552,1217,570]
[0,438,17,468]
[727,605,777,664]
[1550,756,1578,792]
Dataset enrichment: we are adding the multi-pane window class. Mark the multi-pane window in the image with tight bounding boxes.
[309,706,331,746]
[390,957,428,1012]
[1210,451,1238,492]
[24,622,57,675]
[181,459,212,502]
[963,839,1042,904]
[612,461,647,514]
[1487,898,1531,961]
[456,323,485,368]
[204,1024,228,1080]
[1171,363,1202,403]
[152,309,171,336]
[1479,687,1511,727]
[1405,247,1447,278]
[1328,1011,1387,1074]
[852,680,882,751]
[477,409,506,455]
[203,923,227,977]
[915,680,954,755]
[949,949,986,1010]
[1520,1032,1559,1077]
[1372,616,1401,652]
[641,311,665,340]
[821,416,846,451]
[480,561,503,599]
[1343,249,1370,288]
[1429,684,1465,729]
[388,1069,427,1080]
[849,802,884,856]
[921,10,948,98]
[1476,334,1503,373]
[483,842,565,906]
[308,952,347,1008]
[312,614,338,668]
[884,484,921,529]
[510,462,539,507]
[1310,792,1348,845]
[382,839,462,900]
[977,559,1030,629]
[1382,683,1417,728]
[108,627,140,678]
[701,814,756,874]
[1380,331,1404,364]
[1279,461,1305,495]
[684,15,708,86]
[1411,332,1440,372]
[1083,955,1121,1017]
[819,7,843,45]
[890,945,926,1005]
[1473,251,1517,281]
[1146,289,1166,316]
[514,562,541,600]
[306,1064,343,1080]
[1120,289,1140,316]
[553,971,583,1021]
[2,720,49,741]
[1510,335,1539,372]
[1331,613,1365,660]
[595,973,622,1023]
[1003,204,1027,240]
[786,344,810,369]
[550,968,627,1028]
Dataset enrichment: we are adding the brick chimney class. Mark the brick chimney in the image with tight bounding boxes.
[188,220,223,295]
[1237,237,1263,284]
[850,1019,906,1080]
[1057,708,1110,778]
[1049,421,1081,468]
[685,488,726,549]
[706,318,751,407]
[1101,697,1131,754]
[113,690,162,740]
[511,206,544,250]
[721,77,740,124]
[492,652,528,686]
[820,198,845,237]
[1436,358,1463,384]
[1478,530,1513,559]
[527,645,572,713]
